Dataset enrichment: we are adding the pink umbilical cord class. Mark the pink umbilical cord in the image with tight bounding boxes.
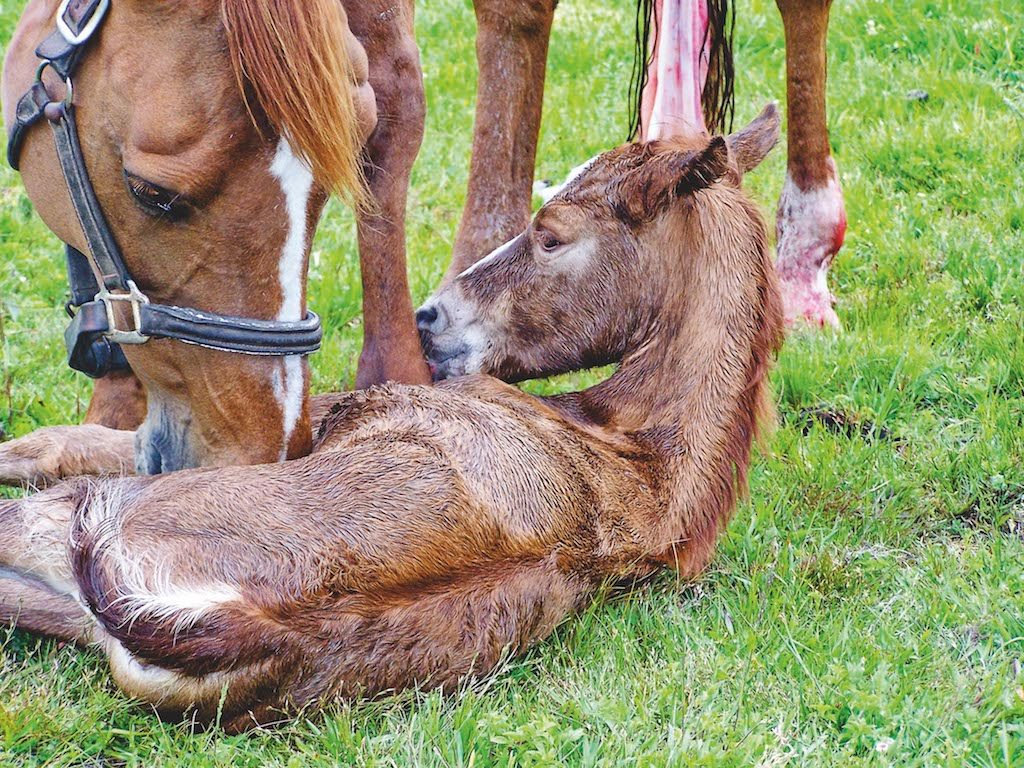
[640,0,709,140]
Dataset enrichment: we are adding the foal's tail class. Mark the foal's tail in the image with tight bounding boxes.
[629,0,735,137]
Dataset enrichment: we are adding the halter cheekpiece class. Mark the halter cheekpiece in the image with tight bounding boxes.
[7,0,323,378]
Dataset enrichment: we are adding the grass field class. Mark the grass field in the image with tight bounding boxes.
[2,0,1024,765]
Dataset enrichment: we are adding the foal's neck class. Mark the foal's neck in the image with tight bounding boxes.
[548,204,779,574]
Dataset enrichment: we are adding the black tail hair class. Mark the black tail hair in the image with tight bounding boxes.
[628,0,735,139]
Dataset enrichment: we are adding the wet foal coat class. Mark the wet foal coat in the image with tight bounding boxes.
[0,113,783,730]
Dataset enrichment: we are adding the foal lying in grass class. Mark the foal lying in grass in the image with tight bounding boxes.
[0,106,782,731]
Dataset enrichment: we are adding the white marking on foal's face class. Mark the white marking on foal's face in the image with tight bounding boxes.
[269,140,314,458]
[457,234,520,279]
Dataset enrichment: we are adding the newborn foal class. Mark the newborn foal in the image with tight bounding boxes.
[0,107,782,731]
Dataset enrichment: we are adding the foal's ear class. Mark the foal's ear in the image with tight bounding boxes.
[725,102,781,175]
[622,137,729,222]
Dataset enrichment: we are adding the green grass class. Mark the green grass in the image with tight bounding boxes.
[2,0,1024,764]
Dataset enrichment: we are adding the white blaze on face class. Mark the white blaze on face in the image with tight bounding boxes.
[269,140,314,459]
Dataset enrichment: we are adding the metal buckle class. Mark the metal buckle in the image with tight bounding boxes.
[97,280,150,345]
[34,61,74,107]
[56,0,110,46]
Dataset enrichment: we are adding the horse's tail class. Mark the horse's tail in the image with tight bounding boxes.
[629,0,736,138]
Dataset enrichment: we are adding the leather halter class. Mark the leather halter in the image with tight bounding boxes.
[7,0,323,378]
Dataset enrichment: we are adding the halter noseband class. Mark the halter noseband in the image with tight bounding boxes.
[7,0,322,378]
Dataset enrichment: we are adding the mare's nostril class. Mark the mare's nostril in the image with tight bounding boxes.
[416,305,439,331]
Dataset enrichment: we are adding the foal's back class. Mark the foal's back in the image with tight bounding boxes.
[313,377,661,549]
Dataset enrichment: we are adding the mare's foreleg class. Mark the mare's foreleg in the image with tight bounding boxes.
[346,0,430,387]
[445,0,558,280]
[775,0,845,328]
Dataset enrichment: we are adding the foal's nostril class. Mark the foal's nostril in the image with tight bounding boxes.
[416,305,439,331]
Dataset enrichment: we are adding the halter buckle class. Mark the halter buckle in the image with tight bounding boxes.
[56,0,111,46]
[97,280,150,345]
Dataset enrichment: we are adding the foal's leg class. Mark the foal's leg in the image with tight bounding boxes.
[0,426,136,487]
[775,0,845,329]
[345,0,431,387]
[0,368,144,487]
[444,0,559,280]
[0,390,365,487]
[0,568,93,645]
[0,448,595,731]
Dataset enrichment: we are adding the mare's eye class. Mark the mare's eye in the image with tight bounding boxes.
[538,231,562,252]
[124,171,190,221]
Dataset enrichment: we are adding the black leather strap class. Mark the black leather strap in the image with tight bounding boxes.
[64,299,130,377]
[48,103,130,291]
[140,306,323,356]
[65,244,99,308]
[64,299,322,377]
[7,82,50,169]
[8,0,108,168]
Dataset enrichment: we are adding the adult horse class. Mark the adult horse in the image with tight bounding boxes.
[2,0,430,473]
[449,0,845,328]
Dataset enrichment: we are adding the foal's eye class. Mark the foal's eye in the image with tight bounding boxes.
[124,171,190,221]
[538,232,562,252]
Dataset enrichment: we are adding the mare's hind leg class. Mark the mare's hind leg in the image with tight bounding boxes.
[444,0,559,280]
[345,0,430,387]
[775,0,845,328]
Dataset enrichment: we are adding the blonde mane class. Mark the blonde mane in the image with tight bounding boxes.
[221,0,366,205]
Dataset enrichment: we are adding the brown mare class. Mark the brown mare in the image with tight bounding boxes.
[450,0,845,329]
[0,106,783,730]
[1,0,431,475]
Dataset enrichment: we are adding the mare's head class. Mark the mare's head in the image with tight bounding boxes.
[3,0,371,472]
[419,104,782,383]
